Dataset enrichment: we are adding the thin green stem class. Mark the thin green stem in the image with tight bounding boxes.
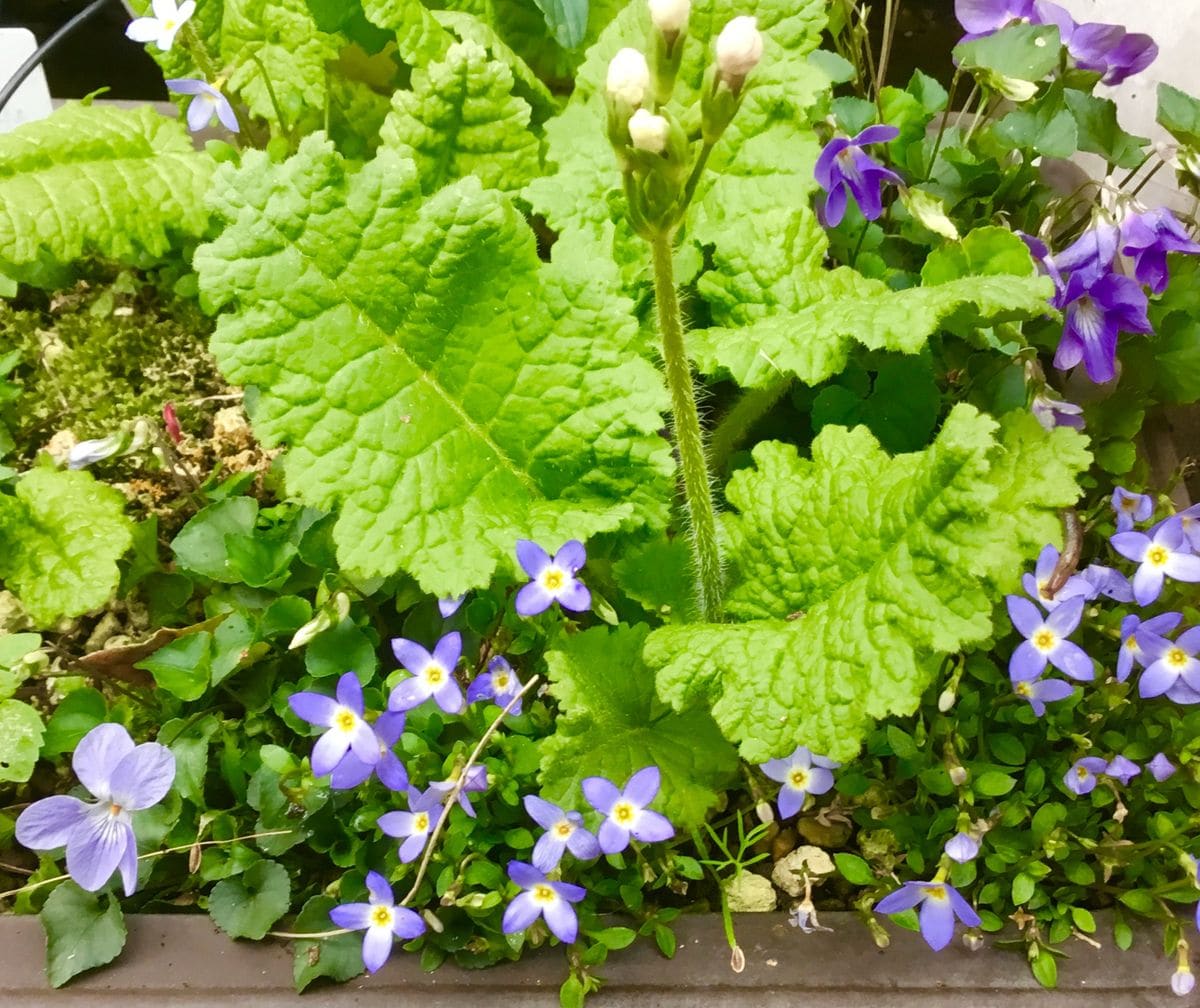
[848,220,870,268]
[651,231,723,623]
[875,0,899,97]
[1128,159,1166,201]
[181,23,221,84]
[708,377,791,476]
[251,53,288,138]
[924,69,961,180]
[680,141,715,215]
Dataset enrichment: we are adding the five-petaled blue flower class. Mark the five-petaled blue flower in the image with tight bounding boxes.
[814,125,902,228]
[759,746,838,819]
[378,786,444,863]
[515,540,591,616]
[466,656,525,714]
[523,795,601,872]
[1052,270,1153,384]
[329,870,425,974]
[1012,674,1073,717]
[1116,611,1180,682]
[1111,487,1154,533]
[1064,756,1108,796]
[502,861,587,944]
[427,764,488,818]
[1138,627,1200,703]
[289,671,380,777]
[389,632,465,714]
[1111,518,1200,606]
[1022,544,1093,610]
[15,723,175,895]
[875,880,981,950]
[583,766,675,854]
[166,79,239,133]
[1006,595,1093,682]
[329,711,409,792]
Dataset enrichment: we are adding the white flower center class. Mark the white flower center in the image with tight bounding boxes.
[532,884,558,905]
[554,819,574,839]
[1072,296,1103,341]
[413,812,430,834]
[370,905,394,928]
[1032,628,1057,653]
[1146,545,1170,568]
[612,800,638,825]
[494,674,510,691]
[540,567,566,593]
[1167,648,1189,669]
[333,707,358,733]
[423,663,447,686]
[788,767,810,791]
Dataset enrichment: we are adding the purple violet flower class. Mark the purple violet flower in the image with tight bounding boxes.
[523,795,601,871]
[329,870,425,974]
[1139,627,1200,702]
[759,746,838,819]
[427,764,488,818]
[388,632,465,714]
[1065,756,1109,796]
[438,594,465,618]
[945,833,980,864]
[1052,221,1119,284]
[1031,392,1084,432]
[329,711,408,792]
[1112,487,1154,532]
[814,125,902,228]
[15,723,175,895]
[582,766,675,854]
[1033,3,1157,84]
[288,672,379,777]
[1022,544,1094,610]
[1111,518,1200,606]
[875,880,981,951]
[1106,755,1141,785]
[954,0,1034,36]
[1012,674,1074,716]
[466,656,524,714]
[1120,208,1200,294]
[515,540,591,616]
[1116,612,1181,682]
[1052,270,1153,384]
[378,786,443,863]
[502,861,586,944]
[165,78,239,133]
[1007,595,1093,682]
[1148,752,1176,782]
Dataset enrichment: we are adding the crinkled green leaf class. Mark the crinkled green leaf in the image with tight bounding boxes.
[40,882,127,988]
[195,136,670,594]
[379,40,539,194]
[0,468,133,626]
[541,624,738,829]
[0,104,213,287]
[0,699,44,783]
[209,860,291,939]
[645,405,1090,763]
[690,270,1055,388]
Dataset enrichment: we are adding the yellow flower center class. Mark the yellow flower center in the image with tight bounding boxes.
[1076,767,1089,780]
[542,569,565,591]
[1125,636,1139,651]
[494,674,510,690]
[1015,681,1032,697]
[1147,546,1169,567]
[108,802,123,817]
[334,709,357,733]
[370,905,393,928]
[613,800,636,824]
[413,812,430,833]
[425,664,444,684]
[554,820,574,838]
[1033,629,1056,650]
[1167,648,1188,668]
[532,884,557,905]
[788,768,810,790]
[925,884,948,902]
[163,18,177,30]
[1121,497,1138,511]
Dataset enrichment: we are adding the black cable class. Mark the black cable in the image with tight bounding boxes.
[0,0,112,115]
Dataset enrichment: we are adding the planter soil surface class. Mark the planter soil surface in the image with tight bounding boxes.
[0,911,1180,1006]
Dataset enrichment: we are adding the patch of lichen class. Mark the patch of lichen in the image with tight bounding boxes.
[0,269,225,458]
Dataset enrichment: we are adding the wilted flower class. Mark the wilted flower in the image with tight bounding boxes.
[1064,756,1108,796]
[1172,964,1196,997]
[715,16,763,85]
[502,861,586,944]
[523,795,600,871]
[875,880,981,951]
[628,109,670,153]
[1139,627,1200,702]
[1106,755,1141,785]
[1079,564,1133,604]
[606,48,651,106]
[1031,392,1084,431]
[1116,612,1181,682]
[125,0,195,51]
[166,79,239,133]
[1007,595,1093,682]
[515,540,591,616]
[329,870,425,974]
[466,656,524,714]
[67,434,125,470]
[1148,752,1177,782]
[1012,674,1074,717]
[162,402,183,444]
[15,723,175,894]
[814,125,902,228]
[1120,207,1200,294]
[427,764,488,818]
[944,833,980,864]
[389,632,465,714]
[438,595,465,618]
[1112,487,1154,533]
[1053,270,1153,384]
[583,766,675,854]
[759,746,838,818]
[288,672,380,777]
[1022,544,1094,610]
[1111,518,1200,606]
[378,786,443,863]
[329,711,408,792]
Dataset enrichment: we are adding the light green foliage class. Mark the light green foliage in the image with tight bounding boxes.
[645,406,1091,763]
[208,859,292,938]
[0,698,45,783]
[0,632,41,699]
[541,624,738,828]
[379,41,540,194]
[953,23,1061,87]
[0,468,133,626]
[40,883,127,987]
[292,896,365,989]
[195,137,671,595]
[0,105,213,288]
[1158,82,1200,149]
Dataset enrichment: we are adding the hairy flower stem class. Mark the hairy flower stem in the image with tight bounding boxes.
[651,231,724,623]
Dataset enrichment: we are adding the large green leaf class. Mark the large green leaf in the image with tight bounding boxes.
[0,104,213,287]
[195,137,670,595]
[40,883,127,988]
[208,860,291,939]
[541,624,738,829]
[645,406,1090,763]
[0,468,134,626]
[379,40,540,194]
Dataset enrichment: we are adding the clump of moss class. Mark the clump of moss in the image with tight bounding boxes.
[1,270,225,458]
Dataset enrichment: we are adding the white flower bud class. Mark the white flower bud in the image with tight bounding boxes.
[606,47,651,107]
[948,765,969,787]
[628,108,669,153]
[937,688,956,712]
[1172,965,1195,997]
[288,609,332,650]
[67,434,124,470]
[716,16,763,81]
[649,0,689,34]
[754,800,775,824]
